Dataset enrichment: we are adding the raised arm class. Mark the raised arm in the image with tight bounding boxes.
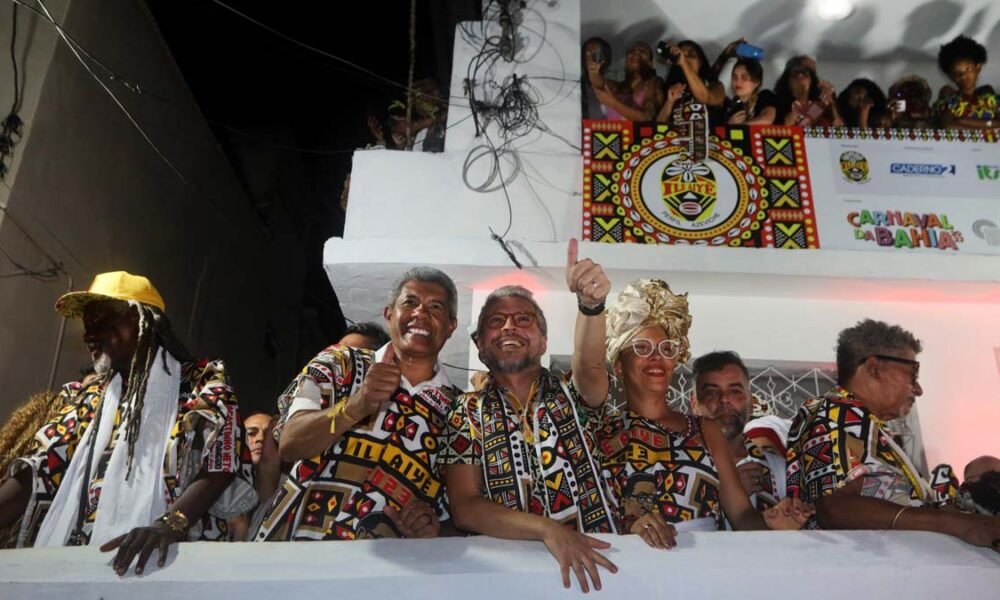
[566,239,611,408]
[593,81,658,121]
[280,346,400,462]
[700,418,766,530]
[672,46,725,106]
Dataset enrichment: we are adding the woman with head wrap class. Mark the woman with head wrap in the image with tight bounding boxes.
[582,278,811,548]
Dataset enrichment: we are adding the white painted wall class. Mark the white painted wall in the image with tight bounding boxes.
[334,0,1000,479]
[3,531,999,599]
[345,0,584,245]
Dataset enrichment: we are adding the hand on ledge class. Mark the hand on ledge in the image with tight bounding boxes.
[100,521,186,576]
[764,497,814,530]
[542,522,618,593]
[385,500,440,539]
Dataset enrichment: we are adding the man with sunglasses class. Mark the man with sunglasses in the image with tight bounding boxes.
[785,319,1000,552]
[444,240,619,593]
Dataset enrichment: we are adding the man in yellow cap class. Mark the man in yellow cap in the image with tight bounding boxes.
[0,271,256,575]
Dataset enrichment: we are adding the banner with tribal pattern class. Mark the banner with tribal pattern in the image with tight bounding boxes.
[582,121,819,249]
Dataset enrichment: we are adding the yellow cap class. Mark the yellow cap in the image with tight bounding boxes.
[55,271,166,318]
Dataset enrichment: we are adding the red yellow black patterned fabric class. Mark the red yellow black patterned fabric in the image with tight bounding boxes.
[255,345,459,541]
[933,90,998,121]
[594,410,723,532]
[11,360,251,547]
[786,386,954,512]
[443,371,616,533]
[740,438,781,511]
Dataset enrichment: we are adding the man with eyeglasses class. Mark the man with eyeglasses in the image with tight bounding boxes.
[692,351,789,511]
[444,240,619,593]
[785,319,1000,552]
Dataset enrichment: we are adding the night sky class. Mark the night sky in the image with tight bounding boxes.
[146,0,475,358]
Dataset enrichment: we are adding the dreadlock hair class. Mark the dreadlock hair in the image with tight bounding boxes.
[120,301,194,478]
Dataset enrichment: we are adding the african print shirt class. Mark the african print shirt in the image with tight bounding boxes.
[594,410,723,532]
[443,370,616,533]
[933,89,998,121]
[785,387,954,515]
[11,360,254,547]
[739,437,783,512]
[255,344,460,541]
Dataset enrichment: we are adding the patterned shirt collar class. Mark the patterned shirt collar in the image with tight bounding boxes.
[373,343,451,394]
[826,385,863,406]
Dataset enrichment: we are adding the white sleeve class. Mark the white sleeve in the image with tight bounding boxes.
[286,378,324,418]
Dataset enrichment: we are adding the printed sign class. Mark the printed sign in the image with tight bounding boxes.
[582,121,819,249]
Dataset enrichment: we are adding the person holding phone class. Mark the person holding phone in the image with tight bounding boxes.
[887,75,935,130]
[775,56,844,128]
[656,40,726,125]
[586,40,663,121]
[582,37,613,119]
[724,58,777,125]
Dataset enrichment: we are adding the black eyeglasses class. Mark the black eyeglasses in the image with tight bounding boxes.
[863,354,920,383]
[483,311,537,330]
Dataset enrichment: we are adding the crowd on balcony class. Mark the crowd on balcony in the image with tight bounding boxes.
[0,260,997,589]
[583,34,998,131]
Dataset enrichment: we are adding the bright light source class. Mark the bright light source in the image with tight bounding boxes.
[814,0,854,21]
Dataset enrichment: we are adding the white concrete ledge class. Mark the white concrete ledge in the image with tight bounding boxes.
[2,531,998,599]
[325,236,1000,302]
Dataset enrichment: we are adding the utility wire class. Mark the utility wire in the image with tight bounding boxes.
[30,0,260,235]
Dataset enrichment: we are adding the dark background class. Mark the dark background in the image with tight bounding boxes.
[146,0,479,364]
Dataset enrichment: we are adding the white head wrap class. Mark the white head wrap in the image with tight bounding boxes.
[605,279,692,366]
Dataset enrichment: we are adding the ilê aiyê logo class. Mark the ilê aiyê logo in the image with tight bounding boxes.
[839,151,870,183]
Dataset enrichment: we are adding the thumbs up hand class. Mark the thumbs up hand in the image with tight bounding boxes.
[565,238,609,309]
[351,344,402,418]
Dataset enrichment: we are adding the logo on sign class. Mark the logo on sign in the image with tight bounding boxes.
[614,131,766,245]
[839,151,870,183]
[977,165,1000,181]
[661,158,718,222]
[972,219,1000,246]
[846,209,963,251]
[890,163,956,176]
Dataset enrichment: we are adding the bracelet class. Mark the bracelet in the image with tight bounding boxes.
[156,510,189,536]
[578,300,605,316]
[329,401,361,434]
[889,505,910,530]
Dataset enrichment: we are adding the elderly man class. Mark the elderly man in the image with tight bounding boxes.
[691,351,788,509]
[445,240,618,594]
[786,319,1000,551]
[0,271,255,574]
[254,267,460,541]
